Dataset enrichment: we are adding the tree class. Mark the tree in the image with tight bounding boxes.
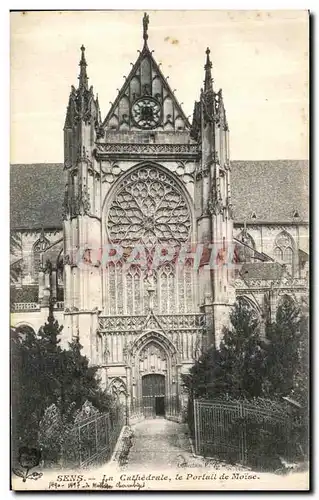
[10,231,22,284]
[182,346,222,399]
[183,300,266,402]
[265,296,302,398]
[11,306,113,458]
[58,338,112,422]
[11,326,44,447]
[216,300,266,398]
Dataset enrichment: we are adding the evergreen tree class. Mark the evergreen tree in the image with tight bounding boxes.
[11,326,43,446]
[265,296,302,398]
[217,301,266,398]
[183,300,266,401]
[11,306,112,455]
[59,338,111,422]
[182,346,222,399]
[38,303,62,350]
[36,303,63,412]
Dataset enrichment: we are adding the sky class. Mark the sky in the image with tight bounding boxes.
[10,10,309,163]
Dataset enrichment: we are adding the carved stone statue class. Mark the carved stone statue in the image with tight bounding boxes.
[143,12,149,41]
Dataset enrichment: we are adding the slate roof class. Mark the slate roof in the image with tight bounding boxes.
[10,164,64,230]
[240,262,284,281]
[10,160,309,230]
[231,160,308,223]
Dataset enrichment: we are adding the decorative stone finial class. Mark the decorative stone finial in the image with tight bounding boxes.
[78,45,89,90]
[204,47,213,92]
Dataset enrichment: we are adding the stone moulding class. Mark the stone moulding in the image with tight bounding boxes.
[98,313,205,332]
[95,143,200,157]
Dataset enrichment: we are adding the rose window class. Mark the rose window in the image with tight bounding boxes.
[107,167,191,248]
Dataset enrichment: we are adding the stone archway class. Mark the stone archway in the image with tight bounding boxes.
[128,330,180,420]
[237,295,262,323]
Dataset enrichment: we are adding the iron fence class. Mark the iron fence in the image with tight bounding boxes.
[63,406,124,467]
[193,399,296,467]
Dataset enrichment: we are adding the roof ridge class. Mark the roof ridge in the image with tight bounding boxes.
[10,163,63,167]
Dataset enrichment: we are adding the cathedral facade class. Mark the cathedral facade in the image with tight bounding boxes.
[10,15,308,422]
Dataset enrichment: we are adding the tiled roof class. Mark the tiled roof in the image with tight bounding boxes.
[10,160,309,230]
[10,164,64,230]
[231,160,308,223]
[240,262,284,281]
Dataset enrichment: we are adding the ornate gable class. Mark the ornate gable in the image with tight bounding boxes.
[140,311,167,334]
[102,14,190,134]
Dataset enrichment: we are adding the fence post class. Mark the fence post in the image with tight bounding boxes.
[239,402,245,464]
[95,417,98,456]
[78,425,81,467]
[193,399,199,455]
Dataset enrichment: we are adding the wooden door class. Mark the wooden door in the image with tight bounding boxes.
[142,374,165,418]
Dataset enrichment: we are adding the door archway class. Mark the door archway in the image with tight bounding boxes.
[128,330,180,420]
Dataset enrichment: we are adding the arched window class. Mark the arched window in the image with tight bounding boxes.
[33,232,49,280]
[283,247,293,271]
[126,265,142,315]
[56,251,64,301]
[158,263,176,314]
[276,294,297,322]
[273,231,295,275]
[57,252,64,285]
[278,293,295,309]
[236,229,256,263]
[106,165,192,315]
[15,324,36,340]
[109,378,127,406]
[237,296,261,324]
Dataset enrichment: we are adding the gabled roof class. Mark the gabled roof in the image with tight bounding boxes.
[102,39,190,133]
[10,160,309,230]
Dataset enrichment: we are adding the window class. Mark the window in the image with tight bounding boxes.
[106,165,192,315]
[274,247,283,261]
[273,231,295,275]
[33,233,49,279]
[283,247,293,274]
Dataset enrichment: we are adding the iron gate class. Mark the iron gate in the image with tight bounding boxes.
[193,399,293,465]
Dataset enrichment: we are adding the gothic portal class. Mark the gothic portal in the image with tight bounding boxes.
[62,14,233,422]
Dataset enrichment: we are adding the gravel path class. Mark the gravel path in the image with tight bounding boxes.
[126,418,193,469]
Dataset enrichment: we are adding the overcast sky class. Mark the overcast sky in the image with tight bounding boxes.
[10,10,308,163]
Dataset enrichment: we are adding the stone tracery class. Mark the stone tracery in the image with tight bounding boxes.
[107,166,191,248]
